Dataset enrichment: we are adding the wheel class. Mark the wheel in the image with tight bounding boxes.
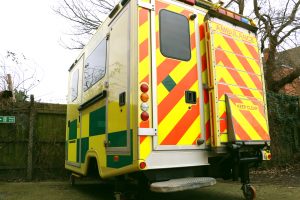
[70,174,75,186]
[242,184,256,200]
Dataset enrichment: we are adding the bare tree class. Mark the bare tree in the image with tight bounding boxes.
[53,0,116,49]
[0,51,40,101]
[253,0,300,92]
[56,0,300,92]
[224,0,246,14]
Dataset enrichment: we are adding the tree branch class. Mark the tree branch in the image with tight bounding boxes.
[275,0,300,37]
[271,67,300,92]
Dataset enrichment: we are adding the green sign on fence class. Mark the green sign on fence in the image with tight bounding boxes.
[0,116,15,123]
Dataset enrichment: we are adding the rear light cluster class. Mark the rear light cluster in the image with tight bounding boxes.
[217,8,252,25]
[140,83,149,121]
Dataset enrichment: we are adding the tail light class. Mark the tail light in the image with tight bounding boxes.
[140,84,149,93]
[141,111,149,121]
[140,83,149,121]
[139,161,147,169]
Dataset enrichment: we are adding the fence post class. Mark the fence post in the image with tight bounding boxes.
[27,95,35,180]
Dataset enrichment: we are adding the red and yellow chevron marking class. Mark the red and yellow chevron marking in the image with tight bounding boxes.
[227,95,270,141]
[154,0,201,146]
[138,5,152,160]
[205,20,268,146]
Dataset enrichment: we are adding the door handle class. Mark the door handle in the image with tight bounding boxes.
[119,92,126,106]
[185,90,196,104]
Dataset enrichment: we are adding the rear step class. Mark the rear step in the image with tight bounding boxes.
[150,177,216,193]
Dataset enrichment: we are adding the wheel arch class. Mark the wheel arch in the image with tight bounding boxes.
[83,150,103,178]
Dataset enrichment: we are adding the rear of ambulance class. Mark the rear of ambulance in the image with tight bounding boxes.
[137,0,210,171]
[137,0,215,190]
[136,0,270,193]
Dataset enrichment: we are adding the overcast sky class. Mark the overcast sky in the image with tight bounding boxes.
[0,0,80,103]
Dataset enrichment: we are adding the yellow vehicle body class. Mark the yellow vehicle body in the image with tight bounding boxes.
[65,0,270,191]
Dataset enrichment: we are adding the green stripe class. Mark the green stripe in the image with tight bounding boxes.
[69,120,77,140]
[162,75,176,92]
[80,137,89,163]
[107,154,132,168]
[75,137,89,163]
[107,130,133,168]
[108,130,127,147]
[76,139,80,163]
[89,106,106,136]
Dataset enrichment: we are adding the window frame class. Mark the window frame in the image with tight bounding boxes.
[71,69,79,102]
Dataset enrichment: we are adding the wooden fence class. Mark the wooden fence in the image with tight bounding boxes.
[0,93,299,180]
[0,97,66,180]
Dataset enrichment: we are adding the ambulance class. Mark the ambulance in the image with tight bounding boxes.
[65,0,271,199]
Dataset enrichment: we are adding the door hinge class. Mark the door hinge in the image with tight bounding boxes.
[104,81,109,89]
[106,33,110,40]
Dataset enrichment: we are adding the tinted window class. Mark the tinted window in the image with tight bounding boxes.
[71,69,79,101]
[83,39,107,91]
[159,10,191,61]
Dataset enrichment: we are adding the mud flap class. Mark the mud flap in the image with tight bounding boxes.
[225,94,270,144]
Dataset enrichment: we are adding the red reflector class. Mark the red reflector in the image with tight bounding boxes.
[218,8,226,15]
[234,14,241,21]
[141,112,149,121]
[140,84,149,93]
[268,153,272,160]
[179,0,195,5]
[226,11,234,18]
[113,155,119,162]
[139,161,147,169]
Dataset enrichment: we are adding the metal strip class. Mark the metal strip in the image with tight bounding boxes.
[105,29,110,152]
[150,0,159,149]
[66,161,81,168]
[208,21,222,147]
[126,5,132,154]
[138,128,156,136]
[215,64,263,76]
[194,14,206,147]
[154,144,206,150]
[217,82,264,93]
[78,54,84,165]
[214,46,260,61]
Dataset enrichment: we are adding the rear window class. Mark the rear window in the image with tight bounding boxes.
[83,38,107,91]
[159,9,191,61]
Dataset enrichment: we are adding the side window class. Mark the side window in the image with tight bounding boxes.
[83,39,107,91]
[71,69,79,101]
[159,9,191,61]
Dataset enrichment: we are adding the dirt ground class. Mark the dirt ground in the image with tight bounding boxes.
[0,166,300,200]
